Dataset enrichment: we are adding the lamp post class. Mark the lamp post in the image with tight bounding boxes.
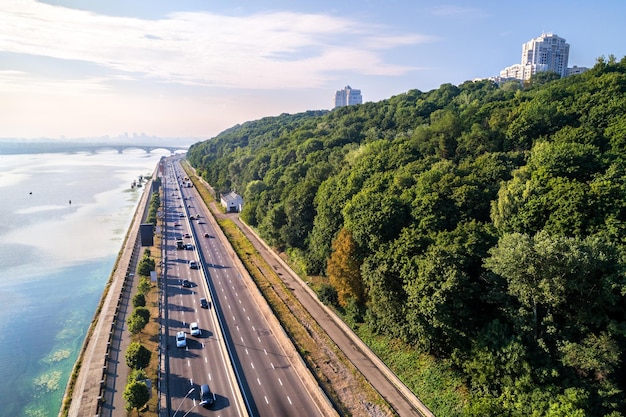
[172,388,195,416]
[181,402,200,417]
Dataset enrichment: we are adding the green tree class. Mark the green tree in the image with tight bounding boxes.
[127,314,147,335]
[128,368,148,383]
[137,256,155,277]
[132,307,150,323]
[132,293,146,308]
[123,380,150,415]
[137,276,151,295]
[125,342,151,369]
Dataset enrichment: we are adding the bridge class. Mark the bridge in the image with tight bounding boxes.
[0,140,193,155]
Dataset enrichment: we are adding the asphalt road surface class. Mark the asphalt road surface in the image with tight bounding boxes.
[163,159,324,417]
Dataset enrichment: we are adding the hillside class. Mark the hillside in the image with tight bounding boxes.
[187,57,626,416]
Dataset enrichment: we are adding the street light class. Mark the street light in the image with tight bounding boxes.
[172,387,195,417]
[181,402,200,417]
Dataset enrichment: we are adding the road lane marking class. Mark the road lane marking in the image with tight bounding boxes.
[257,377,261,385]
[287,396,293,405]
[278,378,283,386]
[271,362,275,369]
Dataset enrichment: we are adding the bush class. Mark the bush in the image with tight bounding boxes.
[125,341,151,369]
[123,380,150,412]
[137,277,152,295]
[133,306,150,323]
[127,314,148,335]
[132,293,146,308]
[317,284,338,307]
[137,256,155,276]
[128,368,148,384]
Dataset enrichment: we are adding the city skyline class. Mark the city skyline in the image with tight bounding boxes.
[1,1,626,140]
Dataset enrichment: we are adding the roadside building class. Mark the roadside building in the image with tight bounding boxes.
[220,191,243,213]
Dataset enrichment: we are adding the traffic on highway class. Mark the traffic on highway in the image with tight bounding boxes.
[162,158,324,416]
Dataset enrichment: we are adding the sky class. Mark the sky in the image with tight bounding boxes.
[1,0,626,141]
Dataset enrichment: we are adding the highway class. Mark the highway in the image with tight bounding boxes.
[163,160,245,416]
[163,158,324,416]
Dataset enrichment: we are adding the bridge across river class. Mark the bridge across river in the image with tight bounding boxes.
[0,140,191,154]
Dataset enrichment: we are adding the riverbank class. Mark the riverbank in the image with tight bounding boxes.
[59,176,154,417]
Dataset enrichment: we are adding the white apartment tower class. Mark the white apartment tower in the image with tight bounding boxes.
[334,85,362,108]
[521,33,570,78]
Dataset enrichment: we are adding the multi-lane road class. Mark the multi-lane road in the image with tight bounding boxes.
[162,159,324,416]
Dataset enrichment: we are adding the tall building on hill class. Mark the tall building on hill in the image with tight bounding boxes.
[521,33,570,78]
[334,85,362,108]
[499,33,585,82]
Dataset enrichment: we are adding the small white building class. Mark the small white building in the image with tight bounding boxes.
[220,191,243,213]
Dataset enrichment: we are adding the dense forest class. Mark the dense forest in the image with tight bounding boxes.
[187,57,626,416]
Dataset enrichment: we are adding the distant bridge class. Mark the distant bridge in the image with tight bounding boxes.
[0,140,192,155]
[68,143,191,154]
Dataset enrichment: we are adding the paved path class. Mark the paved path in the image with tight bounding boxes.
[231,217,434,417]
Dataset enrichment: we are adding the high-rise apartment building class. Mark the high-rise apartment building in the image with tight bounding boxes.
[521,33,569,78]
[499,33,580,82]
[334,85,362,108]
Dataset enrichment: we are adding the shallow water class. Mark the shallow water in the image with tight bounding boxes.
[0,149,168,417]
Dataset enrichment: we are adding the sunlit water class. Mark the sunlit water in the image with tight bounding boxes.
[0,149,169,417]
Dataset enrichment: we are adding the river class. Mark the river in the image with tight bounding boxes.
[0,149,171,417]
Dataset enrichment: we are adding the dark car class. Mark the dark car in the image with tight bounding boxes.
[204,233,210,238]
[199,383,215,407]
[182,279,191,288]
[200,298,209,309]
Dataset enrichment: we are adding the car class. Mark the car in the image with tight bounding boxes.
[200,298,208,308]
[184,233,191,238]
[176,331,186,348]
[199,383,215,407]
[179,213,185,217]
[204,233,210,238]
[189,260,198,269]
[190,322,201,336]
[185,243,193,250]
[198,220,205,224]
[181,279,191,288]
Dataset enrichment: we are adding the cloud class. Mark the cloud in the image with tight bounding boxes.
[0,0,434,90]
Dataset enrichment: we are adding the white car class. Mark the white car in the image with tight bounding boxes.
[176,331,187,348]
[190,322,201,336]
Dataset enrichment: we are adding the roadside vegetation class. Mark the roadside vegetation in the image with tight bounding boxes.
[122,204,162,416]
[186,57,626,416]
[183,161,395,416]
